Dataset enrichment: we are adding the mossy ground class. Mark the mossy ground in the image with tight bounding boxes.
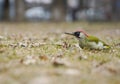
[0,22,120,84]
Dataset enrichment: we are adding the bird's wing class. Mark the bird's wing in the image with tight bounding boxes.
[87,36,99,43]
[87,36,109,47]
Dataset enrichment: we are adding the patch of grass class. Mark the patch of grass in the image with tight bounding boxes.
[0,22,120,84]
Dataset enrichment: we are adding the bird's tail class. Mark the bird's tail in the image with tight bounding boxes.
[104,45,111,49]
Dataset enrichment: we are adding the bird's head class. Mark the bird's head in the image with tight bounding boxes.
[65,30,88,39]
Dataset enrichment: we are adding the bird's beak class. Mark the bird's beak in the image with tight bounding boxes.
[64,32,74,36]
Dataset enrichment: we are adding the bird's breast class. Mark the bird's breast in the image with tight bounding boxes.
[88,41,104,49]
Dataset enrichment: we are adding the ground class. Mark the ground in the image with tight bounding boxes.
[0,22,120,84]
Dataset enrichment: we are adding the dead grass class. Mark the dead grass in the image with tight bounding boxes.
[0,22,120,84]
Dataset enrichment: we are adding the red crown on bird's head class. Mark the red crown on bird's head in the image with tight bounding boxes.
[76,30,89,37]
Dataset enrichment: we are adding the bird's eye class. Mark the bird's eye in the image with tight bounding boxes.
[74,32,80,38]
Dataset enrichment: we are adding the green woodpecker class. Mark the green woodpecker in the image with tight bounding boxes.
[65,30,110,50]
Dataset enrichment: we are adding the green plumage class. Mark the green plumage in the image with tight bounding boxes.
[87,36,109,46]
[81,35,110,49]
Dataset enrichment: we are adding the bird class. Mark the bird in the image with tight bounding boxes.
[65,30,110,50]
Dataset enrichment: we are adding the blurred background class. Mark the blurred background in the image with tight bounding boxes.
[0,0,120,22]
